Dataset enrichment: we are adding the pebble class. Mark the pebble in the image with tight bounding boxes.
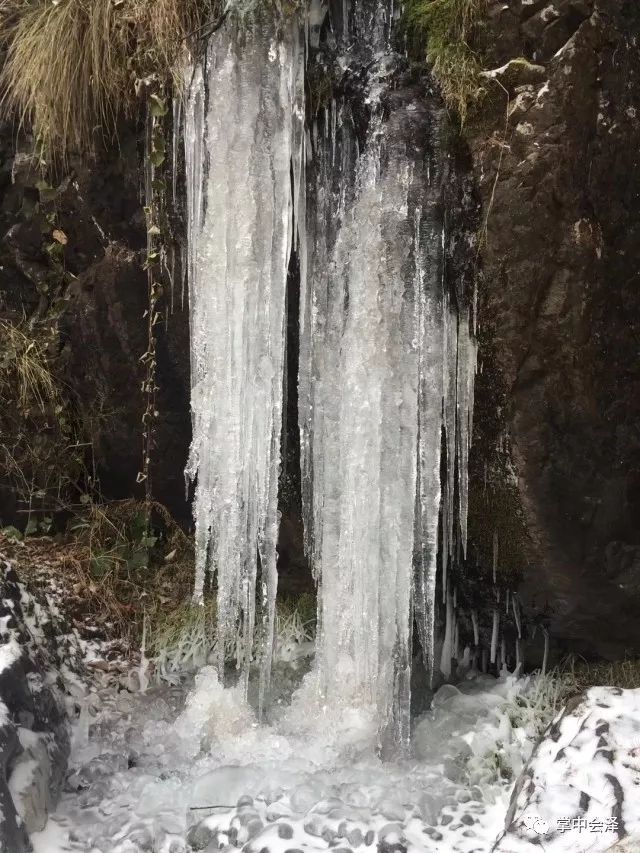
[277,823,294,839]
[304,814,326,838]
[347,828,364,847]
[186,821,216,851]
[247,819,264,839]
[461,814,475,826]
[423,828,443,841]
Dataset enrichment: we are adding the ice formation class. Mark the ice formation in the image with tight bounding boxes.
[298,37,477,748]
[184,18,305,707]
[184,0,476,739]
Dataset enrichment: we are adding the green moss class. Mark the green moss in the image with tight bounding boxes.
[403,0,486,122]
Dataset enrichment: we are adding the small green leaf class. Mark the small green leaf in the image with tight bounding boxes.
[149,94,168,117]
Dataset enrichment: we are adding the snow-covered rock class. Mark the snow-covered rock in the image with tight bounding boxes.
[496,687,640,851]
[0,557,80,851]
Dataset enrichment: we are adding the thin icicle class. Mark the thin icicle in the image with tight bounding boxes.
[440,590,454,678]
[456,308,477,557]
[471,609,479,647]
[542,628,549,675]
[512,595,522,639]
[172,94,183,207]
[490,609,500,665]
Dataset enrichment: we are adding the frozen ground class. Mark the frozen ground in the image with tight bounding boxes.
[496,685,640,851]
[30,661,552,853]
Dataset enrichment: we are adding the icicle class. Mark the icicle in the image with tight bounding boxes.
[490,609,500,665]
[171,94,183,207]
[440,591,454,678]
[138,609,150,694]
[184,18,305,705]
[505,587,510,615]
[471,609,479,647]
[542,627,549,675]
[441,298,457,603]
[492,530,499,584]
[456,309,477,557]
[512,595,522,639]
[310,118,419,745]
[453,616,460,662]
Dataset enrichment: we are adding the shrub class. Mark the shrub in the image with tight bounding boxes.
[0,319,87,522]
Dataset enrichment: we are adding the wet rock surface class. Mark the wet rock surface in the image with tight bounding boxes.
[468,0,640,657]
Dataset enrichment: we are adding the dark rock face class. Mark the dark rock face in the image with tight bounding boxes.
[0,128,192,524]
[468,0,640,657]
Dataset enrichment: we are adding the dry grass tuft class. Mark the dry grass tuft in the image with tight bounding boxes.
[0,0,219,156]
[1,500,195,647]
[0,319,59,413]
[563,657,640,693]
[0,318,88,518]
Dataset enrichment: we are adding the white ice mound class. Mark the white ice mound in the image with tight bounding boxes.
[175,666,256,757]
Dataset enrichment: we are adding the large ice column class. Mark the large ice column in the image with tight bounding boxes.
[299,90,478,740]
[184,18,305,707]
[299,100,444,749]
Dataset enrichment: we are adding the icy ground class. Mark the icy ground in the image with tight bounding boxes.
[30,662,552,853]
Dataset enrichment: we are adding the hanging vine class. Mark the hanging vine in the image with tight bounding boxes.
[138,90,171,508]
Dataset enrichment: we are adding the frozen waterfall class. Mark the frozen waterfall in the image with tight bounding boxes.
[183,2,476,741]
[184,18,305,708]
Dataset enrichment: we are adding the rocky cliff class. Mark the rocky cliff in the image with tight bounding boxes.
[468,0,640,658]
